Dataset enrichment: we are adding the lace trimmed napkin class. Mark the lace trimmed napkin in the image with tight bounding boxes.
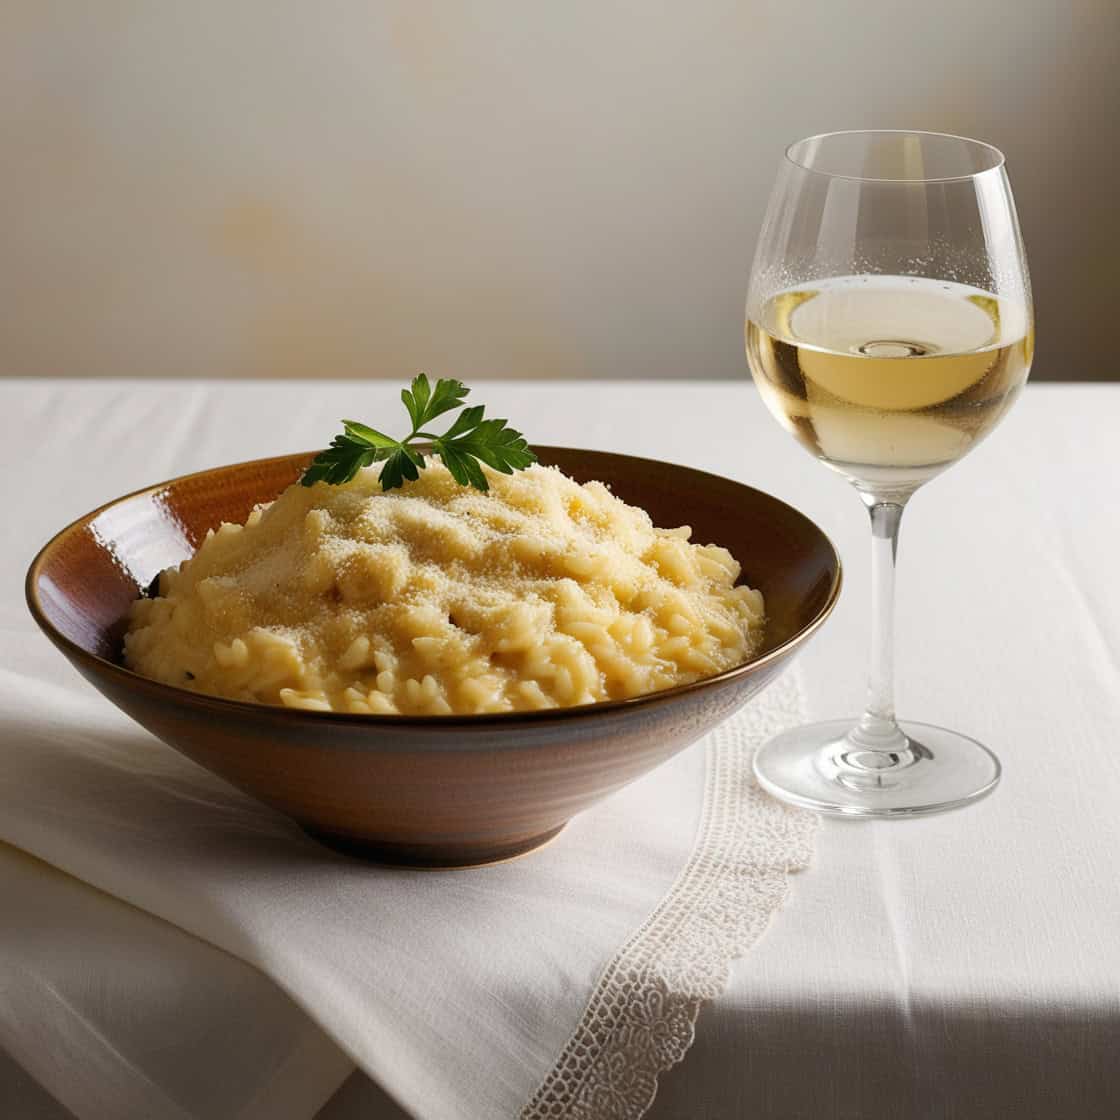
[0,661,814,1120]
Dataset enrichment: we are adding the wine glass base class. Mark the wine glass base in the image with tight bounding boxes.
[753,719,1001,818]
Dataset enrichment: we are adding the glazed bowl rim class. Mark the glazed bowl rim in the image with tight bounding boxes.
[26,447,842,729]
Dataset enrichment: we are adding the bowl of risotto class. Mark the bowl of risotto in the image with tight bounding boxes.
[27,447,840,866]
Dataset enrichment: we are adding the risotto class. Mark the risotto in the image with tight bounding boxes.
[124,462,764,714]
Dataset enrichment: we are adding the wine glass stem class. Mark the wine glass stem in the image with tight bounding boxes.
[843,498,915,769]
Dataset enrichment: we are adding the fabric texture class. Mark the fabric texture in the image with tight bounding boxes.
[3,380,1119,1120]
[0,662,810,1120]
[523,708,815,1119]
[0,373,816,1120]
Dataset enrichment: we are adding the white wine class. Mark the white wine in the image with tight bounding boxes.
[745,276,1033,490]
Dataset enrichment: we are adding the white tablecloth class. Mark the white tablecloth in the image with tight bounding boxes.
[2,380,1118,1118]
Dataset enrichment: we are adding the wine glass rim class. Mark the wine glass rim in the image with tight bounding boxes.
[784,130,1006,184]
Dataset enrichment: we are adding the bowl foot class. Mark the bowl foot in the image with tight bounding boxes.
[301,823,568,869]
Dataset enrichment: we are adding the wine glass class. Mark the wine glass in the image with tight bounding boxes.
[745,130,1033,816]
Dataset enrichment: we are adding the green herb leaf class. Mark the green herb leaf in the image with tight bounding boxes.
[301,377,536,492]
[300,432,385,487]
[437,403,485,441]
[400,373,429,431]
[341,420,398,449]
[432,416,535,479]
[379,446,421,491]
[422,377,470,425]
[438,442,490,491]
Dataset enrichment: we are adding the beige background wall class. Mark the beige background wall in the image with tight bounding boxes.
[2,1,1115,381]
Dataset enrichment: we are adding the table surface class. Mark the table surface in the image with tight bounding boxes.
[2,379,1118,1119]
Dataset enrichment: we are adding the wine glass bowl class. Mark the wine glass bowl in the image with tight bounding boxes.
[746,130,1033,816]
[746,275,1033,496]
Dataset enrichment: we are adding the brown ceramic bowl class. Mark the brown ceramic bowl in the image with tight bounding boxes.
[26,448,840,867]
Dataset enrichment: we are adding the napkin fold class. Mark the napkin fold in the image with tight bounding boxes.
[0,663,813,1120]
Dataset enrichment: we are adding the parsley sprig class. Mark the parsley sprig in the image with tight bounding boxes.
[301,374,537,492]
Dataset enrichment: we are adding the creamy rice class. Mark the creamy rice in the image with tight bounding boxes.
[124,462,764,714]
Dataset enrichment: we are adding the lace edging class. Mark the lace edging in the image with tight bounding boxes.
[521,671,816,1120]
